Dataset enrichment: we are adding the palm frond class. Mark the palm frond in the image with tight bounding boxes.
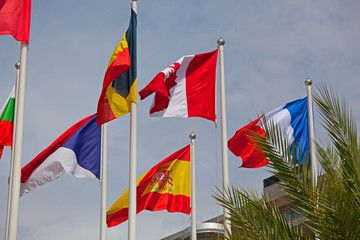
[213,186,307,240]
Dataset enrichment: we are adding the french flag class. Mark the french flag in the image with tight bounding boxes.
[228,97,309,168]
[139,50,218,122]
[20,114,101,196]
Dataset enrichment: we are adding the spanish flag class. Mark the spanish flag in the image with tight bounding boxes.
[107,145,191,227]
[97,9,137,126]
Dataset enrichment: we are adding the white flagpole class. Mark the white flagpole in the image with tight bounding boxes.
[5,62,20,240]
[128,3,138,240]
[189,132,197,240]
[217,38,231,231]
[100,123,108,240]
[305,78,317,186]
[128,104,137,240]
[7,42,29,240]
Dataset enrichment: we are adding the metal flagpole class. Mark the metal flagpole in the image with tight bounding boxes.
[128,2,138,240]
[100,123,108,240]
[5,62,20,240]
[189,132,197,240]
[128,102,137,240]
[7,42,29,240]
[217,38,231,232]
[305,78,317,186]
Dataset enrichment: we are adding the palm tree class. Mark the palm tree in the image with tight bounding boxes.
[214,85,360,240]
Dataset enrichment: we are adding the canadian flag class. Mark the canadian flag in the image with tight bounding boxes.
[139,49,218,122]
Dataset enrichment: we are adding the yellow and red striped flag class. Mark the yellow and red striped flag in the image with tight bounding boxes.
[107,145,191,227]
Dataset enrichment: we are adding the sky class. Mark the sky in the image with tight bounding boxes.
[1,0,360,239]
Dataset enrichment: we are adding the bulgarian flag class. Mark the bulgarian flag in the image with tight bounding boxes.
[0,87,15,159]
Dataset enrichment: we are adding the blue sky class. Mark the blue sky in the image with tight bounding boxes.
[1,0,360,239]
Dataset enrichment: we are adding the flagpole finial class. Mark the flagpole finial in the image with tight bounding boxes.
[305,78,312,86]
[15,62,20,69]
[217,37,225,46]
[189,132,196,140]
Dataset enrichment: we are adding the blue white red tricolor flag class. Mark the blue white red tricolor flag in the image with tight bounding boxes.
[20,114,101,196]
[228,97,309,168]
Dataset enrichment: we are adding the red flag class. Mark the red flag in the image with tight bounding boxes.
[0,0,31,43]
[139,49,218,122]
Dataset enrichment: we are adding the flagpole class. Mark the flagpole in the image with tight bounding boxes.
[7,42,29,240]
[5,61,20,240]
[128,3,137,240]
[305,78,317,186]
[189,132,197,240]
[128,103,137,240]
[217,38,231,231]
[100,123,107,240]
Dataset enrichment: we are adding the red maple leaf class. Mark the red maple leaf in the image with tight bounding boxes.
[150,63,180,114]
